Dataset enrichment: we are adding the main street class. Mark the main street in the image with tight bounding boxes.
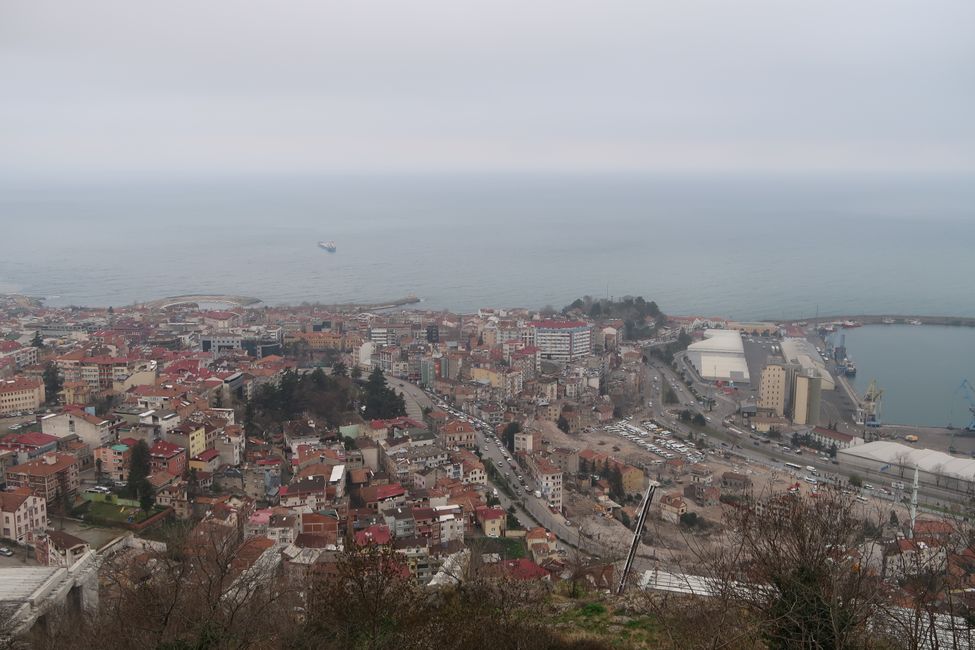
[392,375,662,569]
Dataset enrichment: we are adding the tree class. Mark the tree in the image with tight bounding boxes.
[362,367,406,420]
[503,421,521,452]
[42,362,63,404]
[95,458,104,485]
[829,443,838,458]
[609,465,625,502]
[645,489,885,649]
[31,330,44,348]
[557,415,570,433]
[350,365,362,380]
[127,440,152,499]
[849,474,863,488]
[332,361,348,377]
[139,484,155,515]
[692,413,707,427]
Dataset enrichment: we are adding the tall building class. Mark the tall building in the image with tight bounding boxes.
[793,371,822,426]
[758,361,799,417]
[524,321,592,364]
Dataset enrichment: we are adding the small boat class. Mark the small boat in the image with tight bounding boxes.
[908,319,922,326]
[841,320,862,329]
[881,317,895,325]
[318,240,337,252]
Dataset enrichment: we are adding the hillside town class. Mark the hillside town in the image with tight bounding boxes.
[1,293,974,647]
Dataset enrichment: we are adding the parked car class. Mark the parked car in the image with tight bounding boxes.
[0,547,14,557]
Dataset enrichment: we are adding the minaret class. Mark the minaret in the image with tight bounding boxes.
[909,464,919,539]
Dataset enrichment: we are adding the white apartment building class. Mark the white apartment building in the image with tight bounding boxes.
[524,321,592,364]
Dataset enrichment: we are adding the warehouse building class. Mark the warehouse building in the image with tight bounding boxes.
[837,441,975,497]
[686,330,749,383]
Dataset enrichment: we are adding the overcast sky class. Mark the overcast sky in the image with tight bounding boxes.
[2,0,974,179]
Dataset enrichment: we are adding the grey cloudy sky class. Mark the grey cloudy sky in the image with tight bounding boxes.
[2,0,974,178]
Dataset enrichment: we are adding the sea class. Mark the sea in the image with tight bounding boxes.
[1,173,973,318]
[1,173,974,427]
[842,325,975,429]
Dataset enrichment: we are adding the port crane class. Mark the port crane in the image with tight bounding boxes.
[855,380,884,428]
[952,379,975,432]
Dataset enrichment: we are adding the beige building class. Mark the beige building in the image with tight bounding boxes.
[758,362,798,417]
[0,378,45,414]
[793,371,822,426]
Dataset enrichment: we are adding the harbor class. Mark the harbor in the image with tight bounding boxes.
[809,321,975,457]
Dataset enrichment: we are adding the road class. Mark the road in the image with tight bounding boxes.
[393,376,661,567]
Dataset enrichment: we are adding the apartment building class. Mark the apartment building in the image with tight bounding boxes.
[0,378,45,415]
[523,321,592,364]
[5,453,80,505]
[0,487,47,543]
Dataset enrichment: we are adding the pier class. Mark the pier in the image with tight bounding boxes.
[140,294,263,310]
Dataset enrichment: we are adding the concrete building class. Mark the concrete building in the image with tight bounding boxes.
[0,550,99,638]
[41,410,115,456]
[5,454,80,506]
[0,378,45,415]
[758,361,799,417]
[780,338,835,390]
[524,321,592,364]
[809,427,863,450]
[93,443,131,482]
[0,488,47,544]
[685,330,749,383]
[792,371,822,426]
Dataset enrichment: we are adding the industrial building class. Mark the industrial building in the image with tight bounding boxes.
[837,441,975,498]
[792,370,823,426]
[686,330,749,383]
[758,361,800,417]
[780,338,835,390]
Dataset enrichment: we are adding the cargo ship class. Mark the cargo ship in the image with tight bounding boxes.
[318,240,337,252]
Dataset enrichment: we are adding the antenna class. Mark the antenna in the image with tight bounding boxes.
[909,465,919,539]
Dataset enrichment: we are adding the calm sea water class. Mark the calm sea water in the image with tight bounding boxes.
[843,325,975,428]
[1,173,973,319]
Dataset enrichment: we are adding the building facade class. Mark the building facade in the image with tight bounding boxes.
[524,321,592,364]
[0,378,45,414]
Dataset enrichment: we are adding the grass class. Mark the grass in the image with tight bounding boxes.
[477,536,527,559]
[554,601,661,648]
[85,500,164,525]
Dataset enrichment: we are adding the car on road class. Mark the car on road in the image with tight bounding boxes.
[0,547,14,557]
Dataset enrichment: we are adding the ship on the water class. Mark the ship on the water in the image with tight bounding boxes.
[318,240,337,252]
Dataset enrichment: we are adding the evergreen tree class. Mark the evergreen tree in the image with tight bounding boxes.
[128,440,152,499]
[31,330,44,348]
[42,362,62,404]
[503,421,521,452]
[557,415,570,433]
[332,361,348,377]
